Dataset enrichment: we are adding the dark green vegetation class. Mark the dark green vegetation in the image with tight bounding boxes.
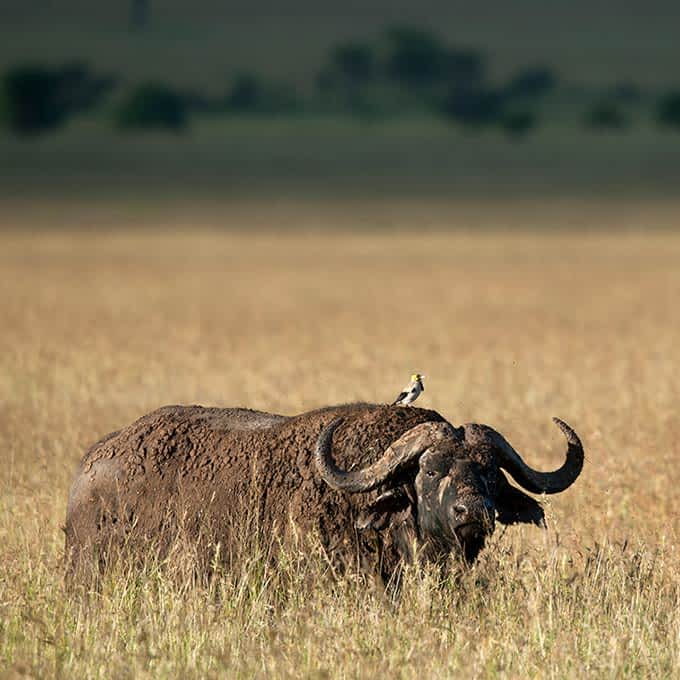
[3,1,677,88]
[1,18,678,137]
[2,3,679,205]
[657,91,680,129]
[0,63,115,135]
[114,82,187,132]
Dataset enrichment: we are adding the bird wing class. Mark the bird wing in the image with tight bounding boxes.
[392,391,408,405]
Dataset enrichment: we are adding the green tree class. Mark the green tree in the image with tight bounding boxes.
[384,27,449,88]
[115,82,187,131]
[1,63,115,135]
[657,91,680,130]
[440,86,505,127]
[331,42,374,84]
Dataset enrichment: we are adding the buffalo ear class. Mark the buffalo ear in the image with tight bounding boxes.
[356,488,411,532]
[495,472,546,527]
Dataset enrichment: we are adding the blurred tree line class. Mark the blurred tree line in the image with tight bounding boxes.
[1,26,680,137]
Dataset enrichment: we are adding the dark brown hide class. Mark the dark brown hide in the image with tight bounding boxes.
[65,402,583,580]
[65,404,444,575]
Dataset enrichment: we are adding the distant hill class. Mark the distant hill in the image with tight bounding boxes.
[0,1,678,91]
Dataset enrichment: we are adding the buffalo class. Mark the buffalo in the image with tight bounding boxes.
[65,403,583,580]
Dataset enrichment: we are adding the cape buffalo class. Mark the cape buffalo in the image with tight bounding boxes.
[64,403,583,579]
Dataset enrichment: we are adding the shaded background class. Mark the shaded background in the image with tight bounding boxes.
[2,0,680,226]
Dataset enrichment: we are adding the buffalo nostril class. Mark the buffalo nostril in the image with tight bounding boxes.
[454,503,468,518]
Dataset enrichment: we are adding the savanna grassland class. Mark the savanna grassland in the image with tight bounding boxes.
[2,200,680,678]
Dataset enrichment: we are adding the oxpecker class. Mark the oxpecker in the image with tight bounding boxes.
[392,373,425,406]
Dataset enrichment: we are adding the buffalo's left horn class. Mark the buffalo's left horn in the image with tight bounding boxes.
[315,417,452,493]
[487,417,584,494]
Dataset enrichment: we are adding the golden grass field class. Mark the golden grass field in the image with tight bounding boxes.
[1,200,680,677]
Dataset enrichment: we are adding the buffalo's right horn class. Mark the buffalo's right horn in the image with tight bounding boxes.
[314,418,453,493]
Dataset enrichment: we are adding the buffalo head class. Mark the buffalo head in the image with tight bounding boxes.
[315,416,583,565]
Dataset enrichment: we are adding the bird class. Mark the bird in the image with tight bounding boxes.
[392,373,425,406]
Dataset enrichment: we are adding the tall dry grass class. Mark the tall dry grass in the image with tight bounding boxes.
[1,215,680,677]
